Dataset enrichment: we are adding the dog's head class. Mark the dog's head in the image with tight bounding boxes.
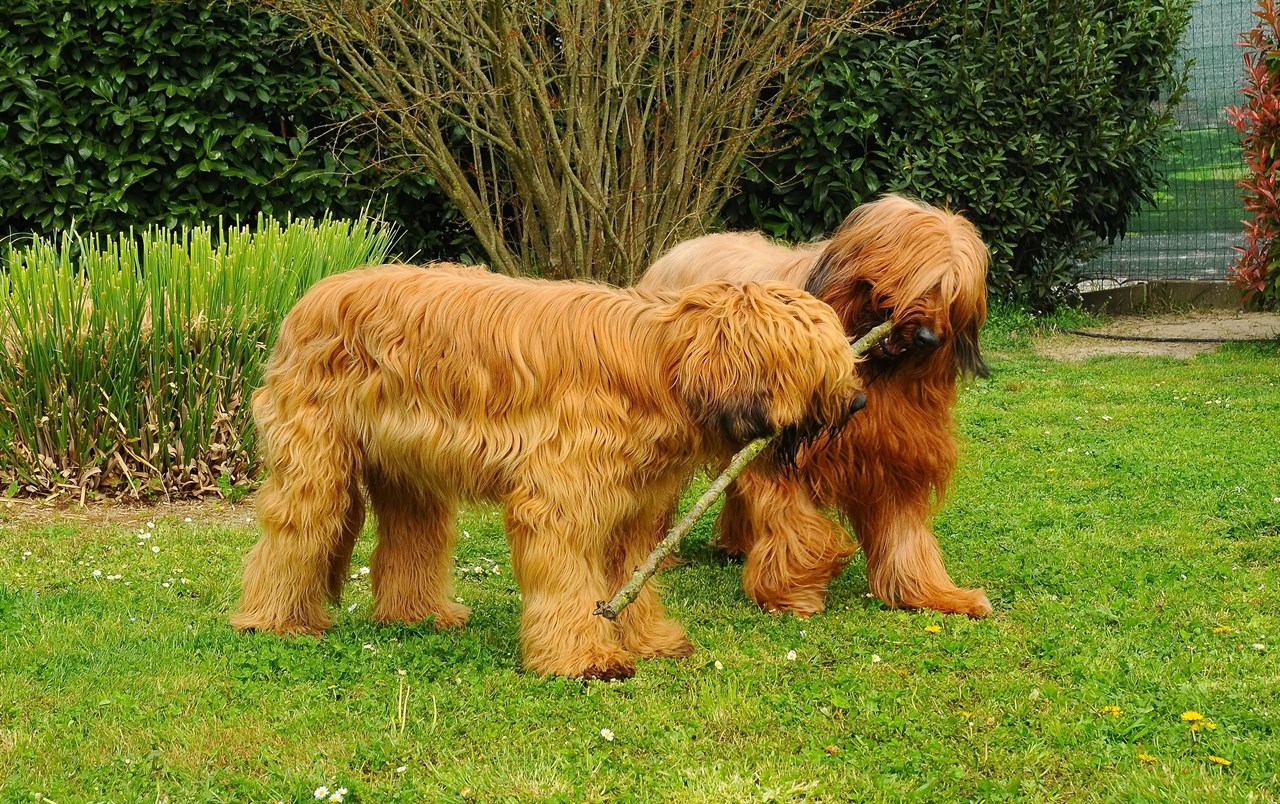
[665,280,866,449]
[806,195,990,380]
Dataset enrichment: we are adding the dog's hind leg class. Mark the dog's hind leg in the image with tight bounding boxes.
[505,494,635,680]
[610,504,694,660]
[231,408,356,636]
[843,490,992,618]
[367,476,470,629]
[721,467,855,617]
[325,479,365,604]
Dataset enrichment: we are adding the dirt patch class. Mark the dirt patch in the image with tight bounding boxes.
[0,496,256,532]
[1036,311,1280,360]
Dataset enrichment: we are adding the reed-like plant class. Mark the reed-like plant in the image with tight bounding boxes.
[0,216,394,500]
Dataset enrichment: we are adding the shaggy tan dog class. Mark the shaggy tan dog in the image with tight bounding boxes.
[231,263,865,679]
[640,195,993,618]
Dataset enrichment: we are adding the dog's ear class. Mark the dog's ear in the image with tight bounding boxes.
[951,276,989,378]
[668,281,782,444]
[668,280,862,445]
[806,260,879,336]
[670,282,777,443]
[954,318,990,378]
[703,395,776,443]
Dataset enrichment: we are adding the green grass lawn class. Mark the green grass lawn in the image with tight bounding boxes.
[2,313,1278,802]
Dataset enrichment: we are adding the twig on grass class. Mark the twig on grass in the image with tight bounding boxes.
[395,671,410,735]
[595,319,894,620]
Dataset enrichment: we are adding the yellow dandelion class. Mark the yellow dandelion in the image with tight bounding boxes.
[1181,710,1204,722]
[1191,719,1217,732]
[1137,753,1158,763]
[1100,705,1123,717]
[1207,755,1231,766]
[924,625,941,634]
[1212,625,1232,634]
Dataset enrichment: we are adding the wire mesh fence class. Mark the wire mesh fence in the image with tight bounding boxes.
[1085,0,1251,284]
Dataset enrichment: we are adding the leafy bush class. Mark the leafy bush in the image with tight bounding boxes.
[0,0,470,260]
[0,217,393,500]
[1227,0,1280,309]
[723,0,1192,309]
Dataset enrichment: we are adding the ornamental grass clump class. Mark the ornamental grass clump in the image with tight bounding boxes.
[0,216,393,500]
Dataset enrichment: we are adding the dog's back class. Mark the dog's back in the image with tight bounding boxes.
[640,232,819,291]
[273,263,650,375]
[259,264,687,494]
[258,262,862,499]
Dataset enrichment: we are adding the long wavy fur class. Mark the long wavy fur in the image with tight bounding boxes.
[231,263,864,678]
[641,194,994,618]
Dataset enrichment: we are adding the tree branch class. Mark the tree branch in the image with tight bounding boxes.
[263,0,887,282]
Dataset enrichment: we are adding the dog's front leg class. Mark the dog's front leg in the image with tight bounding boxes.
[608,504,695,660]
[504,495,635,680]
[844,490,992,618]
[720,466,855,617]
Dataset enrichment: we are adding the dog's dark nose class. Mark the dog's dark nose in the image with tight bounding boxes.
[849,391,868,415]
[914,326,940,348]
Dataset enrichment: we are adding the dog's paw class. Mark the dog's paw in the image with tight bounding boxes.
[578,658,638,681]
[427,601,472,630]
[645,637,695,660]
[756,590,827,618]
[622,618,694,659]
[628,632,695,660]
[229,611,329,637]
[957,589,993,618]
[374,599,471,629]
[926,587,993,619]
[526,647,637,680]
[895,586,993,619]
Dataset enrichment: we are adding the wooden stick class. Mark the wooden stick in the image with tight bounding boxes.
[595,319,894,620]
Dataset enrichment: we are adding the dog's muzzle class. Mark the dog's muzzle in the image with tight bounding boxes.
[914,325,939,348]
[871,323,939,359]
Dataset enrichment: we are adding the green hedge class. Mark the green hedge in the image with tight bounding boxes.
[0,0,472,260]
[722,0,1192,308]
[2,0,1191,305]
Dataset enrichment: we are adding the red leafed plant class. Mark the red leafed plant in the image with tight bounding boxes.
[1227,0,1280,307]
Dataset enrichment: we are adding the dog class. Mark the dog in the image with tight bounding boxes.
[639,194,993,618]
[231,263,866,679]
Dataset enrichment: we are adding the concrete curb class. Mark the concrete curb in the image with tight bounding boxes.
[1079,280,1248,314]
